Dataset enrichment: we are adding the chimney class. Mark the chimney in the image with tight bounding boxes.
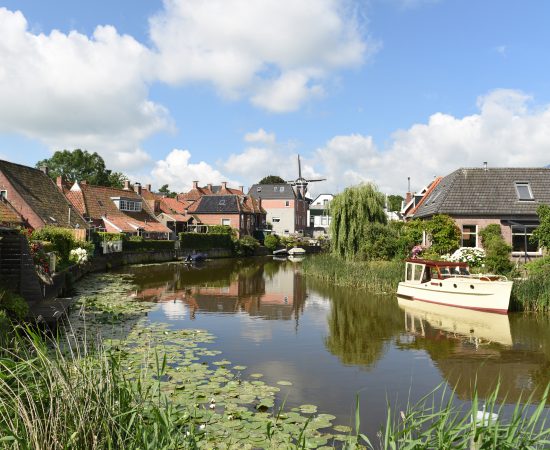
[483,161,488,171]
[207,183,212,191]
[192,181,199,189]
[221,181,227,190]
[56,176,64,190]
[134,182,142,195]
[239,185,244,193]
[123,180,131,191]
[405,177,412,205]
[146,184,152,191]
[40,165,49,176]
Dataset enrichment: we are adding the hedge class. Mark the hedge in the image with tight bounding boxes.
[179,233,233,250]
[96,232,125,242]
[123,240,176,252]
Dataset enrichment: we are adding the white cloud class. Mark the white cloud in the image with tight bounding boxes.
[312,89,550,195]
[495,45,507,57]
[244,128,276,145]
[0,8,170,171]
[149,0,370,111]
[152,149,238,192]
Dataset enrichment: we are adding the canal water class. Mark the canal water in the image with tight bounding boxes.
[117,257,550,436]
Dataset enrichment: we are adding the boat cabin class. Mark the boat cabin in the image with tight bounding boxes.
[404,259,470,284]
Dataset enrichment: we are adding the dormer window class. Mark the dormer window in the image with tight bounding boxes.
[0,190,7,200]
[257,186,262,192]
[219,199,226,205]
[515,182,534,201]
[111,197,142,211]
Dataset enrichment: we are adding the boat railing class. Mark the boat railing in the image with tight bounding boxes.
[444,273,508,282]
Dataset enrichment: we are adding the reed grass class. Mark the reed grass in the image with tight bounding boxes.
[302,254,404,294]
[511,275,550,312]
[0,325,197,449]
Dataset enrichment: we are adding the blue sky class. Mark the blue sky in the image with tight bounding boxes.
[1,0,549,196]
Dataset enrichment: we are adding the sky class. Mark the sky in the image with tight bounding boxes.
[1,0,550,197]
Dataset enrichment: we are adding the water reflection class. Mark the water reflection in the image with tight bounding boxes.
[119,258,550,413]
[128,259,306,324]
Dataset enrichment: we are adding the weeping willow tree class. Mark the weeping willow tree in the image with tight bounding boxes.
[329,183,387,259]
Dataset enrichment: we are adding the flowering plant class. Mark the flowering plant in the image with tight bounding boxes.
[445,247,485,267]
[69,247,89,265]
[29,241,50,274]
[411,245,423,258]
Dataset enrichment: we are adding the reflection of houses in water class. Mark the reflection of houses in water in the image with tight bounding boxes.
[132,264,306,324]
[397,300,550,403]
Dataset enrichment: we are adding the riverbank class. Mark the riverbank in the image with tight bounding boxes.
[301,253,403,294]
[2,270,549,448]
[303,254,550,312]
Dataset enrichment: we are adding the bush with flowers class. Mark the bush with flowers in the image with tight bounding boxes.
[29,241,50,275]
[69,247,89,265]
[444,247,485,268]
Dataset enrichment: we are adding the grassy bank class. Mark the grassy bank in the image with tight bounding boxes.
[511,275,550,312]
[302,254,404,294]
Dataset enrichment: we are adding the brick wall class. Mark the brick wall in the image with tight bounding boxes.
[452,217,512,247]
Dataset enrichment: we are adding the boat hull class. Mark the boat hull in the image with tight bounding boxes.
[396,278,512,314]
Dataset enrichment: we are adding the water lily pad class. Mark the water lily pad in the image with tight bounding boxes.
[250,373,263,379]
[232,365,247,371]
[277,380,293,386]
[333,425,352,433]
[299,404,318,414]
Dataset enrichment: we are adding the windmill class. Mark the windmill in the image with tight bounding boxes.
[285,155,325,198]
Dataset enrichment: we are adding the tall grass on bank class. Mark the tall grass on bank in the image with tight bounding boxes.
[352,383,550,449]
[0,325,197,450]
[511,275,550,312]
[302,254,404,294]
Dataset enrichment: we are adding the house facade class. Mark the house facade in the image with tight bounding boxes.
[308,194,333,235]
[0,160,88,231]
[63,180,171,239]
[412,168,550,259]
[248,183,308,235]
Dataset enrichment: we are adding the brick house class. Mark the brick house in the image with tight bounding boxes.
[0,159,88,231]
[63,180,171,239]
[412,167,550,259]
[187,194,265,237]
[248,183,308,235]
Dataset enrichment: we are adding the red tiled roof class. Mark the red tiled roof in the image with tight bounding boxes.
[408,177,443,216]
[66,182,170,234]
[160,197,190,214]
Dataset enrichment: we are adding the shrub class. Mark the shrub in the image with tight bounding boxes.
[393,220,424,259]
[361,222,399,260]
[532,204,550,250]
[179,233,233,250]
[0,288,28,320]
[96,232,125,242]
[69,247,89,265]
[446,247,485,268]
[207,225,235,236]
[425,215,461,256]
[234,235,260,256]
[480,225,512,274]
[524,255,550,277]
[31,226,76,262]
[264,234,280,252]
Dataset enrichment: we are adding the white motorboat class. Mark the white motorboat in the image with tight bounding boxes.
[287,247,306,255]
[396,259,513,314]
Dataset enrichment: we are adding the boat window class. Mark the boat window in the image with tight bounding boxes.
[440,267,451,277]
[406,263,413,281]
[413,264,423,281]
[429,267,439,279]
[450,267,461,275]
[459,267,470,276]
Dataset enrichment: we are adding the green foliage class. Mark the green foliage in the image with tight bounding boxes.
[207,225,235,236]
[31,226,76,262]
[512,274,550,312]
[259,175,285,184]
[127,235,144,242]
[330,183,387,259]
[479,223,502,246]
[179,233,233,250]
[480,225,513,274]
[387,194,404,212]
[36,149,127,188]
[123,240,175,252]
[0,288,28,320]
[425,214,461,255]
[524,255,550,277]
[302,254,404,294]
[234,235,260,256]
[361,222,399,260]
[158,184,177,198]
[264,234,280,252]
[532,204,550,250]
[96,232,125,242]
[392,220,424,259]
[280,235,300,249]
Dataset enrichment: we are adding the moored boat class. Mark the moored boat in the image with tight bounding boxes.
[396,259,513,314]
[287,247,306,255]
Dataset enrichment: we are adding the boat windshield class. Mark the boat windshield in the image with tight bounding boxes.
[459,267,470,276]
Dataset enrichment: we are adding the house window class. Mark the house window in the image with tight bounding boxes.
[323,199,328,206]
[512,225,539,253]
[462,225,477,247]
[257,187,262,192]
[118,200,142,211]
[272,217,281,223]
[221,219,231,226]
[0,190,6,200]
[273,187,278,192]
[279,186,285,192]
[285,200,290,207]
[321,217,328,226]
[219,199,226,205]
[515,182,534,201]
